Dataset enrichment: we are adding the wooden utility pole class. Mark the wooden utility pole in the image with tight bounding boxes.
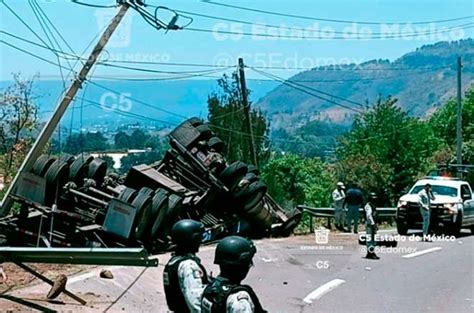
[456,56,462,165]
[0,4,130,217]
[238,58,258,165]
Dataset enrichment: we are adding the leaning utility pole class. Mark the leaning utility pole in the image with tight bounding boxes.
[456,56,463,166]
[238,58,258,165]
[0,4,130,217]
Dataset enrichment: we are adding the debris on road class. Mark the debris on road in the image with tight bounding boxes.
[100,269,114,279]
[46,274,67,300]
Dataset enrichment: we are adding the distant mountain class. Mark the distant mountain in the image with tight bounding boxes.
[256,39,474,130]
[0,78,278,130]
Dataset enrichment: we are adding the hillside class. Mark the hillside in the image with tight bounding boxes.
[256,39,474,130]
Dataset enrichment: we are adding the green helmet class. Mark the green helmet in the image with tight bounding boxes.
[214,236,256,267]
[171,219,204,253]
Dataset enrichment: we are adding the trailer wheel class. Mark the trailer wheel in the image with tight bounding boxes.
[87,158,107,185]
[131,193,153,240]
[219,161,248,187]
[69,155,93,186]
[278,210,302,237]
[241,181,267,212]
[154,194,183,241]
[138,187,155,197]
[58,153,75,165]
[44,159,70,205]
[118,187,138,204]
[32,155,56,177]
[208,136,225,153]
[150,189,170,239]
[247,164,260,176]
[196,124,213,141]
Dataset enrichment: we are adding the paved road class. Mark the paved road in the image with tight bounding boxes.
[1,229,473,313]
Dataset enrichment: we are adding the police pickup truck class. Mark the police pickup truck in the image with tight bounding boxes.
[396,177,474,236]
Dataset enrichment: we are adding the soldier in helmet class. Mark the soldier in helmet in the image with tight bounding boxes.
[201,236,267,313]
[163,219,209,313]
[364,192,380,260]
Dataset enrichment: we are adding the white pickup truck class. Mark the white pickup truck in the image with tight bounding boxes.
[396,176,474,236]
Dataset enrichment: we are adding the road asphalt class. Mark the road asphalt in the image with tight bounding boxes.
[1,228,473,312]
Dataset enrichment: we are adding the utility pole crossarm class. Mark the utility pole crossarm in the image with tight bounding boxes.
[0,4,130,217]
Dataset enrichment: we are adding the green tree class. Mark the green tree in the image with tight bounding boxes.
[114,131,131,150]
[64,132,109,154]
[261,154,334,210]
[207,73,270,166]
[130,129,149,149]
[0,73,39,184]
[337,97,441,204]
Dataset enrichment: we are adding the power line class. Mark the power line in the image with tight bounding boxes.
[200,1,474,25]
[86,80,189,119]
[183,22,474,40]
[177,9,474,38]
[250,67,364,113]
[252,68,366,107]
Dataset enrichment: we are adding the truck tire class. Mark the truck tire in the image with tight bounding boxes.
[32,155,56,177]
[69,155,93,186]
[242,181,267,212]
[58,154,75,165]
[246,164,260,176]
[396,219,408,235]
[131,192,153,240]
[447,213,462,237]
[208,136,225,153]
[138,187,155,197]
[44,159,70,206]
[87,158,107,185]
[150,190,170,239]
[154,194,183,241]
[279,210,303,237]
[196,124,213,141]
[118,187,138,204]
[219,161,248,188]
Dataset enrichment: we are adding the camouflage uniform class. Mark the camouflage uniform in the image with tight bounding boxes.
[164,254,208,313]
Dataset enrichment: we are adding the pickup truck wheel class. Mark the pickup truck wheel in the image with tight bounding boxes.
[396,220,408,235]
[447,213,462,237]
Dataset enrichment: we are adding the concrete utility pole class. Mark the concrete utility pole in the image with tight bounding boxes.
[456,56,463,165]
[0,4,130,217]
[238,58,258,165]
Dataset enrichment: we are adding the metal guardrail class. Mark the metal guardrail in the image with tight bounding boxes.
[297,205,397,230]
[298,205,397,218]
[0,247,159,267]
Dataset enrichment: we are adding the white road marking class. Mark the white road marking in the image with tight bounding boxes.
[303,279,346,304]
[402,247,442,259]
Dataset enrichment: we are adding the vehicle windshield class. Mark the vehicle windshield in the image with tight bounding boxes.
[410,185,458,197]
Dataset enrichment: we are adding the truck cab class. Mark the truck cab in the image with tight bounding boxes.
[396,176,474,236]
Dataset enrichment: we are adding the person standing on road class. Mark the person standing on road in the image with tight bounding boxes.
[163,219,209,313]
[332,182,346,231]
[345,186,364,233]
[364,192,380,260]
[201,236,267,313]
[418,183,435,240]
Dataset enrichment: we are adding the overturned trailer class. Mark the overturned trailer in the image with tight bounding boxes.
[0,117,302,252]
